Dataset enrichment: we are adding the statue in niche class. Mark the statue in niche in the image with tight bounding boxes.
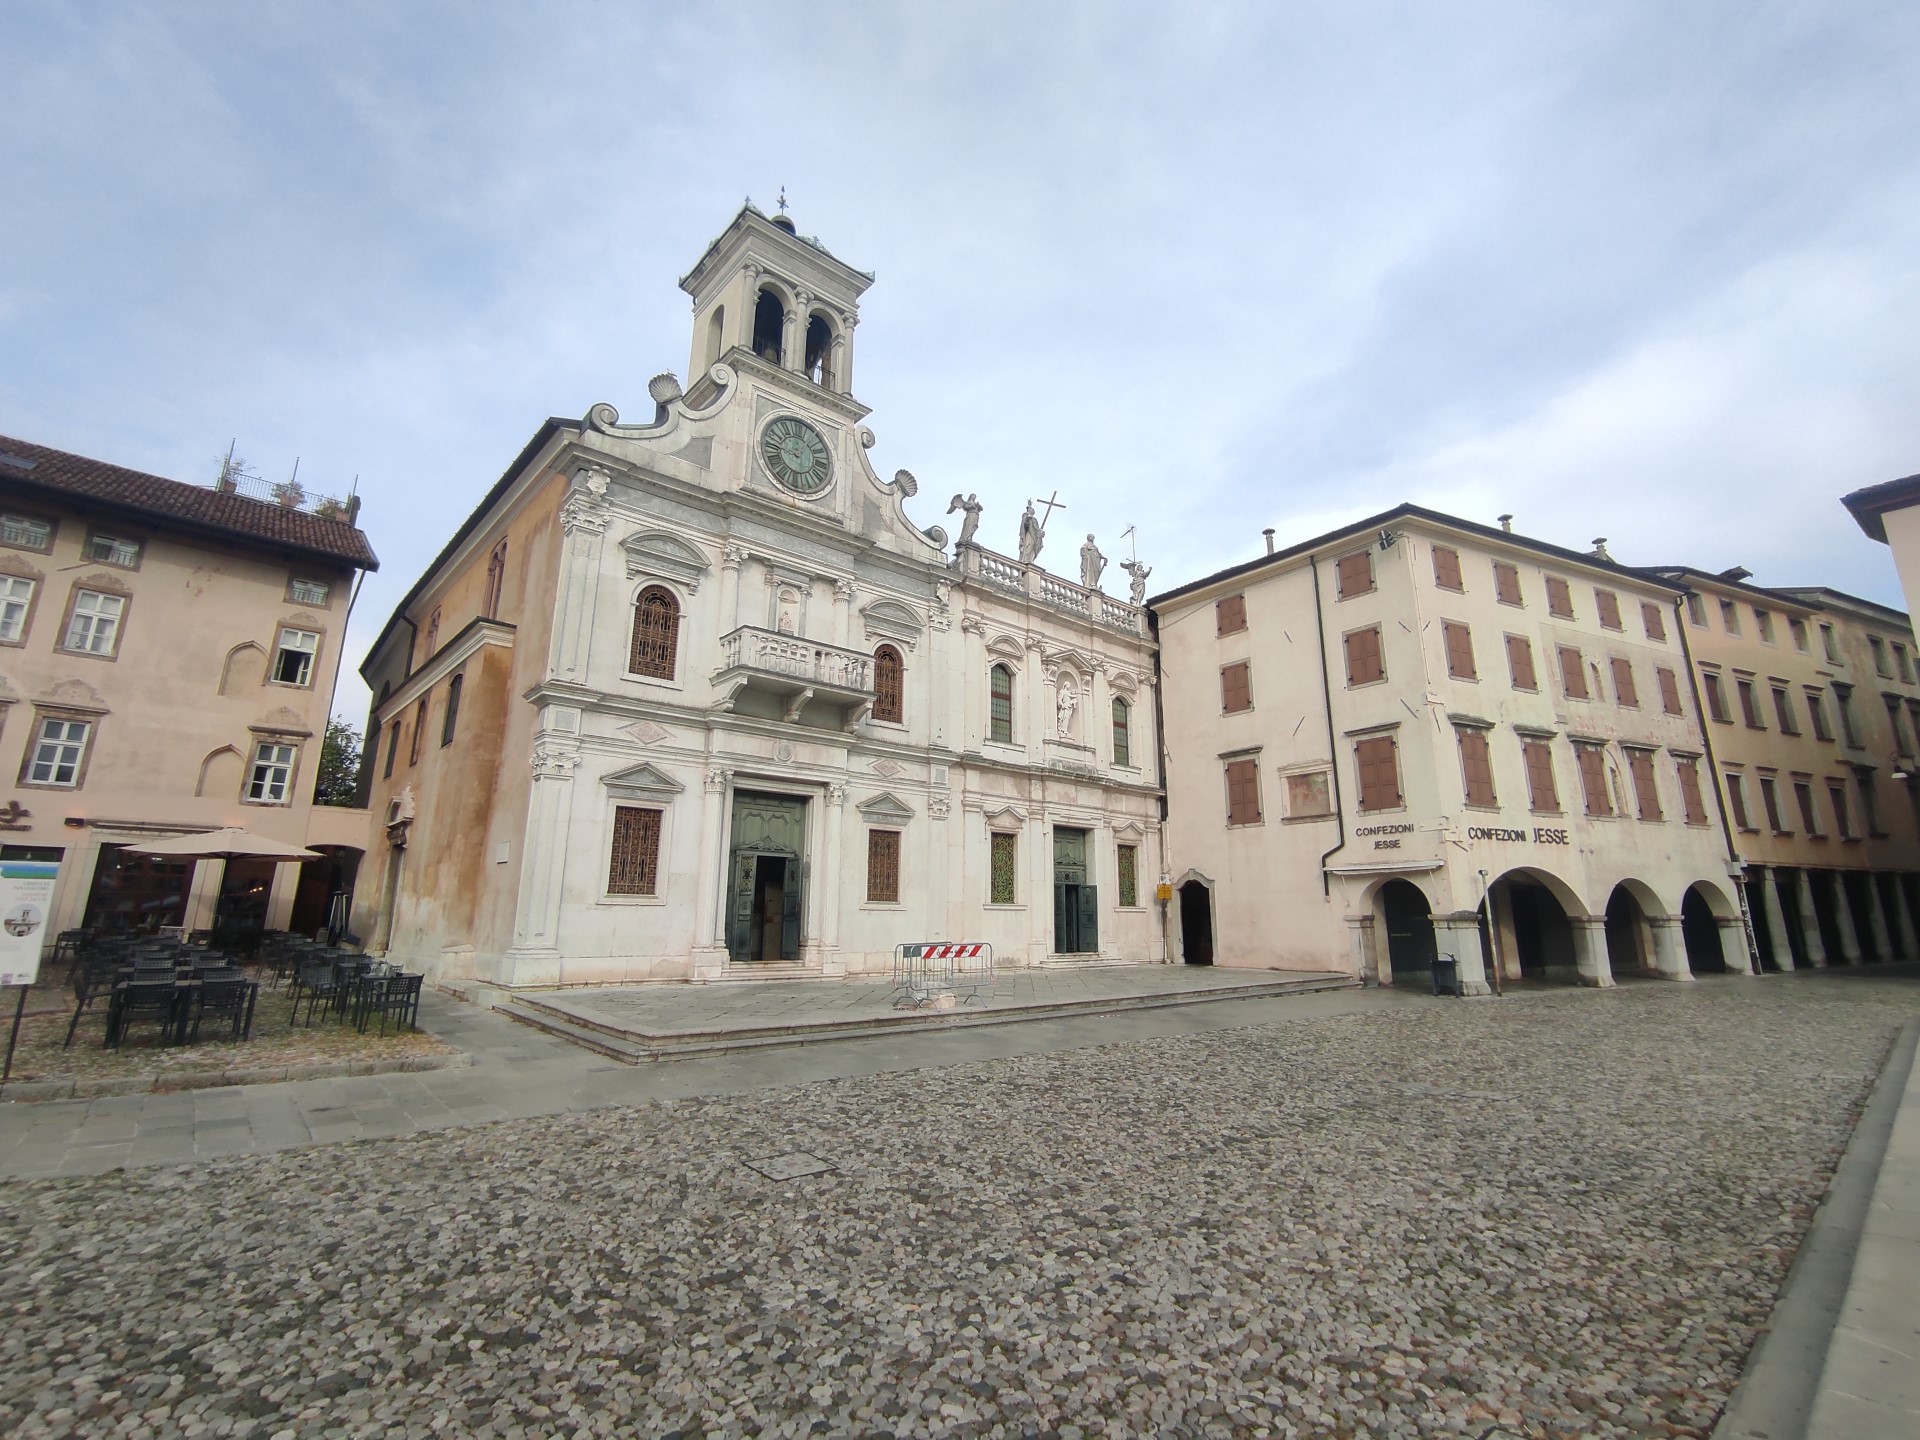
[1080,534,1106,592]
[1120,558,1152,605]
[1018,502,1044,564]
[775,588,798,635]
[1056,681,1079,738]
[947,493,983,547]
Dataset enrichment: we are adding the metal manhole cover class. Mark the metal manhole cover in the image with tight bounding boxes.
[746,1152,836,1181]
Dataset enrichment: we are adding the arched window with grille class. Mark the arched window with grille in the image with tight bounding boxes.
[873,644,904,723]
[1112,697,1132,767]
[630,586,680,679]
[989,663,1014,743]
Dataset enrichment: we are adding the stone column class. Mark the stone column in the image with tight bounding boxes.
[549,479,609,683]
[784,291,806,373]
[1029,809,1052,965]
[264,861,301,933]
[1649,916,1694,981]
[1829,871,1863,963]
[1027,638,1050,752]
[1433,911,1491,996]
[503,735,580,985]
[1571,915,1614,988]
[1864,871,1894,960]
[1757,867,1796,972]
[1889,874,1919,960]
[1717,917,1755,975]
[833,578,856,649]
[1792,869,1828,967]
[819,782,846,976]
[689,764,730,982]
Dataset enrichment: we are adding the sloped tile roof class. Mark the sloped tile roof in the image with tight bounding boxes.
[0,433,378,570]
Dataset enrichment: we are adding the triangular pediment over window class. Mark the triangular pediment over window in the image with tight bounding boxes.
[601,761,686,801]
[855,790,915,825]
[622,529,710,590]
[982,804,1025,832]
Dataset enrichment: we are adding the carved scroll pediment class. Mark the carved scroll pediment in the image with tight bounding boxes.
[622,529,711,591]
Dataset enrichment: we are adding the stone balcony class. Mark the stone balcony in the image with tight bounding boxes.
[952,543,1147,635]
[713,625,876,728]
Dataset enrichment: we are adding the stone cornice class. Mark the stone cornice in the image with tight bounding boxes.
[378,619,515,724]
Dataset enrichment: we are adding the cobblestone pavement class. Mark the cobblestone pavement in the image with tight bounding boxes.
[1,972,1913,1439]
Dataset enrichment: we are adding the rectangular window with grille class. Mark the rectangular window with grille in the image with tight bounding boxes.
[1575,744,1613,817]
[1225,757,1262,824]
[608,806,662,895]
[1726,774,1753,830]
[0,574,35,643]
[1546,576,1574,618]
[1703,671,1732,723]
[64,589,124,655]
[1221,660,1253,713]
[1215,594,1247,635]
[1354,736,1402,813]
[1677,758,1710,826]
[290,577,331,606]
[1610,656,1638,707]
[1111,698,1131,767]
[1626,748,1662,821]
[866,829,901,903]
[247,741,296,803]
[1442,621,1477,680]
[1457,727,1496,807]
[989,831,1018,903]
[1657,666,1683,715]
[1344,626,1384,686]
[1286,769,1332,816]
[1493,561,1523,607]
[989,665,1014,743]
[25,717,90,787]
[1336,550,1374,598]
[86,533,141,568]
[1522,739,1560,814]
[872,646,904,724]
[1641,602,1667,642]
[1506,634,1537,691]
[1594,589,1622,630]
[1117,843,1139,907]
[1557,645,1589,700]
[1431,545,1463,590]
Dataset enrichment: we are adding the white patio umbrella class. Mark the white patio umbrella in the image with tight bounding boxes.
[125,828,322,862]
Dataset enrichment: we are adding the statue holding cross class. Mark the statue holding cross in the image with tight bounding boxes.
[1019,491,1063,565]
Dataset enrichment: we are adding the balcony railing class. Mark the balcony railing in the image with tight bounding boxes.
[951,544,1148,635]
[717,626,875,694]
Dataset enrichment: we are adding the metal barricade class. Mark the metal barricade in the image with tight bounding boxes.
[891,941,995,1010]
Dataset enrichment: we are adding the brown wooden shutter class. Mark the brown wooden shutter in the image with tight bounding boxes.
[1738,678,1764,728]
[1225,758,1262,824]
[1794,779,1819,833]
[1221,660,1253,713]
[1522,740,1561,813]
[1641,602,1667,642]
[1442,621,1477,680]
[1677,759,1709,825]
[1506,635,1537,690]
[1355,736,1401,812]
[1494,561,1523,606]
[1576,745,1613,816]
[1457,728,1496,807]
[1336,550,1374,598]
[1726,776,1752,829]
[1557,645,1589,699]
[1703,672,1730,723]
[1215,594,1247,635]
[608,806,663,896]
[866,829,901,903]
[1627,749,1662,820]
[1546,577,1574,618]
[1595,589,1623,630]
[1431,545,1463,590]
[1657,666,1683,715]
[1610,656,1638,707]
[1344,626,1384,685]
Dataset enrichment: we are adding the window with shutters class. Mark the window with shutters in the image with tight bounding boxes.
[1790,616,1810,652]
[1221,660,1253,713]
[1794,779,1821,835]
[1702,671,1731,723]
[608,806,662,896]
[1657,666,1683,715]
[1725,773,1754,830]
[1574,744,1614,817]
[1215,594,1247,635]
[1834,683,1861,746]
[1626,748,1662,821]
[1557,645,1589,700]
[1456,727,1497,808]
[1829,780,1855,839]
[1755,609,1775,644]
[1641,602,1667,642]
[1117,843,1140,907]
[1719,599,1741,635]
[1354,736,1402,813]
[1806,689,1833,740]
[1594,589,1623,631]
[1546,576,1574,618]
[872,644,905,724]
[629,586,680,679]
[866,829,901,903]
[1344,626,1385,686]
[1506,635,1538,691]
[1870,635,1890,676]
[1285,770,1333,817]
[1736,677,1764,729]
[1522,739,1561,814]
[987,831,1019,904]
[1224,757,1263,825]
[1677,758,1710,826]
[1759,776,1787,833]
[1493,561,1523,607]
[1431,545,1463,591]
[1610,657,1638,708]
[1111,698,1132,767]
[1442,621,1477,680]
[1772,685,1799,735]
[1335,550,1374,599]
[989,664,1014,743]
[1889,697,1912,757]
[1686,593,1708,628]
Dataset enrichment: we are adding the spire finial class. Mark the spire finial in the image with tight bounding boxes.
[777,185,789,214]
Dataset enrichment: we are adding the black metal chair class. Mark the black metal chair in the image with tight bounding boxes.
[357,973,423,1035]
[105,979,182,1049]
[186,975,257,1043]
[62,962,120,1049]
[289,960,343,1027]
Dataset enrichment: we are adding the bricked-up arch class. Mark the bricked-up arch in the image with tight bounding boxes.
[629,586,680,679]
[872,644,904,724]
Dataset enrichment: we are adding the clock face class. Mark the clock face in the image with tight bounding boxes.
[760,416,833,495]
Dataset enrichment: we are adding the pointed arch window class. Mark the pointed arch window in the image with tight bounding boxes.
[630,586,681,679]
[989,664,1015,743]
[1112,697,1132,767]
[873,644,905,723]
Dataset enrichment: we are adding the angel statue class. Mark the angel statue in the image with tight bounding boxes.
[947,492,983,547]
[1018,502,1045,564]
[1120,557,1152,605]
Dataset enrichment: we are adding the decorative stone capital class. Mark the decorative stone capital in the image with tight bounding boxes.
[826,783,848,807]
[835,578,857,603]
[560,495,608,538]
[531,742,581,780]
[705,767,731,793]
[722,544,749,571]
[928,795,952,820]
[960,614,987,636]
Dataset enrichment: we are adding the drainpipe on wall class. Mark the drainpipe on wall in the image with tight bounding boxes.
[1675,591,1761,970]
[1148,608,1174,963]
[1311,554,1348,894]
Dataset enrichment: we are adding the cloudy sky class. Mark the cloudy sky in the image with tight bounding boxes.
[4,2,1917,722]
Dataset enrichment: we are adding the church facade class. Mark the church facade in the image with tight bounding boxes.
[354,207,1165,987]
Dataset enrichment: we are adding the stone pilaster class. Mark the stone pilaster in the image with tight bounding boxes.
[1717,916,1756,975]
[503,735,580,984]
[1571,915,1614,988]
[1649,916,1694,981]
[1433,911,1491,996]
[1890,874,1920,960]
[550,480,609,683]
[1830,871,1863,963]
[719,545,747,637]
[1758,867,1796,972]
[1865,871,1894,960]
[1793,868,1828,967]
[689,763,730,981]
[819,782,847,975]
[1347,914,1377,985]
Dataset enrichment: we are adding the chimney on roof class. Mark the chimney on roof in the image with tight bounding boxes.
[1262,528,1275,555]
[1498,514,1513,533]
[1590,537,1612,560]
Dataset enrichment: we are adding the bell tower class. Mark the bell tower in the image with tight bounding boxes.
[680,203,874,399]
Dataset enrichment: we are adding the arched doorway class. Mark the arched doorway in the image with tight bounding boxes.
[1604,884,1654,979]
[1489,869,1580,983]
[1178,881,1214,965]
[1681,885,1727,973]
[1379,880,1437,987]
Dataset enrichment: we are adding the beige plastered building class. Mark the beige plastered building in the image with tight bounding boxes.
[0,436,378,944]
